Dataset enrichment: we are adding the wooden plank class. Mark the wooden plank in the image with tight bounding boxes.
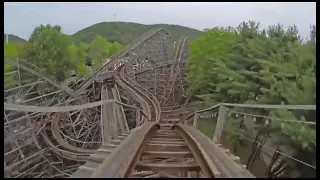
[145,143,189,152]
[90,123,155,178]
[142,151,193,158]
[147,140,187,145]
[135,162,200,172]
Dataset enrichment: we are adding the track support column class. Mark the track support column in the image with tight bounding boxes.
[212,105,228,143]
[193,113,199,129]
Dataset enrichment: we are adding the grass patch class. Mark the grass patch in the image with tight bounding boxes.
[198,118,217,138]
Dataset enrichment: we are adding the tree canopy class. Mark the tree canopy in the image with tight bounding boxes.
[87,35,122,70]
[22,25,76,81]
[4,43,25,84]
[187,21,316,178]
[4,24,123,82]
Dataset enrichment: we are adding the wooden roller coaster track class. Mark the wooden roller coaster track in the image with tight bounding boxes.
[4,28,315,178]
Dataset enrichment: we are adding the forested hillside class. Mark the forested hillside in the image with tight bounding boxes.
[187,21,316,178]
[4,34,26,43]
[5,22,202,46]
[72,22,203,44]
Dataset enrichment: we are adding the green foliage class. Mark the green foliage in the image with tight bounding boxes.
[18,24,123,82]
[6,22,202,46]
[88,35,110,69]
[198,118,217,138]
[72,22,203,44]
[66,42,90,77]
[268,110,316,152]
[109,41,122,55]
[22,24,75,81]
[187,21,316,177]
[4,43,18,59]
[187,21,316,106]
[264,109,316,177]
[4,43,25,85]
[87,35,123,70]
[225,117,248,153]
[186,27,238,95]
[4,64,14,84]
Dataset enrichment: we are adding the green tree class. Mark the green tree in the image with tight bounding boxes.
[66,42,90,77]
[187,21,316,178]
[4,43,20,59]
[87,35,123,70]
[4,43,20,85]
[4,64,14,85]
[109,41,122,55]
[22,24,74,81]
[263,109,316,178]
[225,117,248,154]
[88,35,110,69]
[186,27,238,97]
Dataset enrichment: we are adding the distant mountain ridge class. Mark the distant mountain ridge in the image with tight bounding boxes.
[4,34,26,43]
[71,22,203,44]
[5,22,203,45]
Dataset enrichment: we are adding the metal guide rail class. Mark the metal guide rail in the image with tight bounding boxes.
[87,122,255,178]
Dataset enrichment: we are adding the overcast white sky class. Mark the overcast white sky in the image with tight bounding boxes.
[4,2,316,40]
